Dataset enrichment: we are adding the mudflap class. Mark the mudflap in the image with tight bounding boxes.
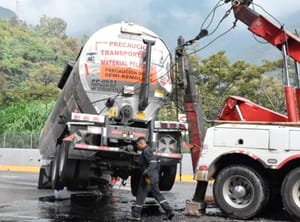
[185,200,206,216]
[38,166,52,189]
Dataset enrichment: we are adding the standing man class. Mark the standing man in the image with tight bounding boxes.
[127,137,175,221]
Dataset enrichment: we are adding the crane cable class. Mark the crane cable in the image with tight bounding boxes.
[187,3,237,55]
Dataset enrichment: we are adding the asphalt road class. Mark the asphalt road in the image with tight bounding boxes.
[0,171,292,222]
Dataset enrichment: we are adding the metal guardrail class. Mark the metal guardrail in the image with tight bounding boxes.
[0,134,40,149]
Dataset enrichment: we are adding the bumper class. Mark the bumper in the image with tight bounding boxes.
[74,143,182,160]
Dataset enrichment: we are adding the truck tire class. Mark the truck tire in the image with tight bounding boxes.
[130,166,177,196]
[213,165,267,219]
[51,142,76,190]
[159,165,177,191]
[58,142,76,187]
[71,160,91,190]
[130,171,158,197]
[130,170,141,196]
[51,144,64,190]
[281,167,300,219]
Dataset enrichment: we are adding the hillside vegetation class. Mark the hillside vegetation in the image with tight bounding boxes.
[0,16,82,133]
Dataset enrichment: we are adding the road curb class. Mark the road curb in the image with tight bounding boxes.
[0,165,40,172]
[175,174,195,182]
[0,149,195,182]
[0,164,196,183]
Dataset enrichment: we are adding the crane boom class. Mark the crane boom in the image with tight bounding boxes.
[230,0,300,63]
[229,0,300,121]
[176,36,206,173]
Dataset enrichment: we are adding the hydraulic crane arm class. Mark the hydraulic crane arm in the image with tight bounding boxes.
[229,0,300,63]
[229,0,300,121]
[176,36,206,173]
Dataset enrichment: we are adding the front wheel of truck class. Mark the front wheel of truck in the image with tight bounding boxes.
[213,165,267,220]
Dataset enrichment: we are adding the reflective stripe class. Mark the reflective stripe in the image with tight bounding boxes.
[74,143,120,152]
[135,204,143,208]
[150,160,158,163]
[159,200,167,204]
[71,112,105,123]
[154,152,182,159]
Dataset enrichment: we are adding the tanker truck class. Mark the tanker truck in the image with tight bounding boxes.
[38,22,183,194]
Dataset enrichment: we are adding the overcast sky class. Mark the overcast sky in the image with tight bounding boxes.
[1,0,300,59]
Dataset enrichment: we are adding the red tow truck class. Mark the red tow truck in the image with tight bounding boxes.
[178,0,300,220]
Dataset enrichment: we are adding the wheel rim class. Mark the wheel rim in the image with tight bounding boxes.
[291,179,300,207]
[158,135,177,153]
[223,175,254,208]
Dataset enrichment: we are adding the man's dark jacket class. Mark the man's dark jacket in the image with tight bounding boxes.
[140,145,160,184]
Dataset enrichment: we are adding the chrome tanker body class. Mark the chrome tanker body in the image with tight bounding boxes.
[38,22,183,193]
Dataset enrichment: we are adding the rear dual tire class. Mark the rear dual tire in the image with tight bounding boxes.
[51,142,76,190]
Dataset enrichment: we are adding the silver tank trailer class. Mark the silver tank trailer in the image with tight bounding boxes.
[38,22,180,191]
[39,22,172,159]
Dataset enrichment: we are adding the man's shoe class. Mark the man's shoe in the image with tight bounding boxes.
[125,215,142,221]
[166,209,175,220]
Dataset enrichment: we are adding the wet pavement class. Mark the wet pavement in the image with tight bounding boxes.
[0,171,292,222]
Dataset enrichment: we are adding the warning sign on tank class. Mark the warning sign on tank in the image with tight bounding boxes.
[100,65,157,84]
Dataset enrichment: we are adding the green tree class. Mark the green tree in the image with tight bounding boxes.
[158,51,286,121]
[0,16,83,134]
[0,16,81,90]
[29,62,62,86]
[256,76,285,113]
[36,15,67,38]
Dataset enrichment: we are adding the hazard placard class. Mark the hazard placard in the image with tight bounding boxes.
[100,65,157,84]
